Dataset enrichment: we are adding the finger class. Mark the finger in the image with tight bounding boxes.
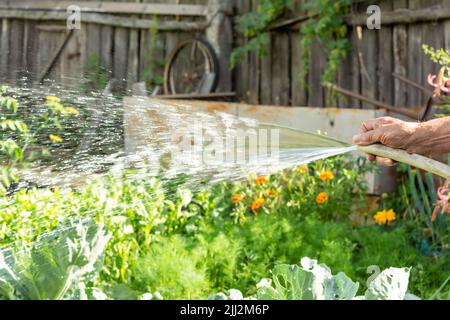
[359,117,394,133]
[376,157,396,167]
[360,119,377,134]
[366,154,376,162]
[353,127,384,145]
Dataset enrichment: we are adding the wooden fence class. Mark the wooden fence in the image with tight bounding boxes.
[235,0,450,110]
[0,0,233,92]
[0,0,450,110]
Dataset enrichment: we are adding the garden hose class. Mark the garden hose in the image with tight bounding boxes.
[357,144,450,180]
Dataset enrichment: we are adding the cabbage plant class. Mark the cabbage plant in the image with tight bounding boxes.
[211,257,413,300]
[0,218,111,300]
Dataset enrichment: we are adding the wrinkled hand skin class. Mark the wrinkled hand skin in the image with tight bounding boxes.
[352,116,450,167]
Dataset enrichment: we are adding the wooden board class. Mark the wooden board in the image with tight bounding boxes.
[359,26,378,109]
[377,1,393,106]
[61,27,85,86]
[0,1,209,16]
[393,0,408,107]
[290,32,307,106]
[127,29,139,88]
[421,0,445,105]
[0,18,9,79]
[407,0,423,108]
[113,27,129,82]
[271,32,290,106]
[307,39,324,107]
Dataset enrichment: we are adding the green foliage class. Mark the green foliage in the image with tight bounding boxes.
[212,257,412,300]
[209,156,372,223]
[256,257,360,300]
[231,0,291,68]
[141,16,165,89]
[0,153,446,299]
[0,88,79,194]
[423,45,450,67]
[299,0,352,85]
[132,236,212,300]
[422,45,450,116]
[231,0,352,94]
[392,164,449,254]
[82,54,110,93]
[0,219,110,300]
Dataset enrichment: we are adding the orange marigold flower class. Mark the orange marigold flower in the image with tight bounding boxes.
[267,189,276,197]
[231,194,244,203]
[251,198,265,211]
[298,165,308,174]
[255,176,268,185]
[319,171,334,181]
[374,209,396,225]
[316,192,329,205]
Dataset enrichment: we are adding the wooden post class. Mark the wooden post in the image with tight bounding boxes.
[393,0,408,108]
[0,18,9,79]
[205,0,232,92]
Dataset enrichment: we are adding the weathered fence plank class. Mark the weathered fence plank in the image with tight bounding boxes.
[0,18,9,79]
[377,1,393,106]
[113,27,128,81]
[0,0,449,112]
[290,32,307,106]
[393,0,409,108]
[260,34,272,105]
[0,1,209,17]
[272,32,290,106]
[359,26,378,109]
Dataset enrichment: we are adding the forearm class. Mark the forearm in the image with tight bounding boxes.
[407,117,450,155]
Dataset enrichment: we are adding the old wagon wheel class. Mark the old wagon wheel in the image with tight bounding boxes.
[164,39,219,95]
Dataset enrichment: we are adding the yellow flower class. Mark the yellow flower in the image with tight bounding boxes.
[319,171,334,181]
[385,209,396,223]
[298,165,308,174]
[46,96,61,103]
[231,194,244,203]
[374,209,396,225]
[316,192,329,205]
[267,189,276,197]
[49,134,63,143]
[251,198,265,212]
[255,176,268,185]
[64,106,80,115]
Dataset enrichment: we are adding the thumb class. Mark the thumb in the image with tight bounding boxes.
[352,128,383,146]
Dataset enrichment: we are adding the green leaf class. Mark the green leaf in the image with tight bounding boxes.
[0,219,111,300]
[256,257,359,300]
[365,267,411,300]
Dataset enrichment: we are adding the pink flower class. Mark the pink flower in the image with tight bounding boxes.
[432,180,450,222]
[427,67,450,95]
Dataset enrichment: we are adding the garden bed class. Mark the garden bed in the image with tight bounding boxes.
[0,155,447,300]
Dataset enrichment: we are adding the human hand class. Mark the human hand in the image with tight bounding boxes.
[352,117,421,166]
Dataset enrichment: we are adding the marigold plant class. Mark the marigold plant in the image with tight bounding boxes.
[373,209,396,225]
[251,198,265,212]
[316,192,329,205]
[231,194,244,203]
[255,176,268,185]
[298,165,308,174]
[319,171,334,181]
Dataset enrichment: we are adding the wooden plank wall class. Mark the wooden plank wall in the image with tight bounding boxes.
[0,0,208,88]
[0,0,449,111]
[234,0,450,109]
